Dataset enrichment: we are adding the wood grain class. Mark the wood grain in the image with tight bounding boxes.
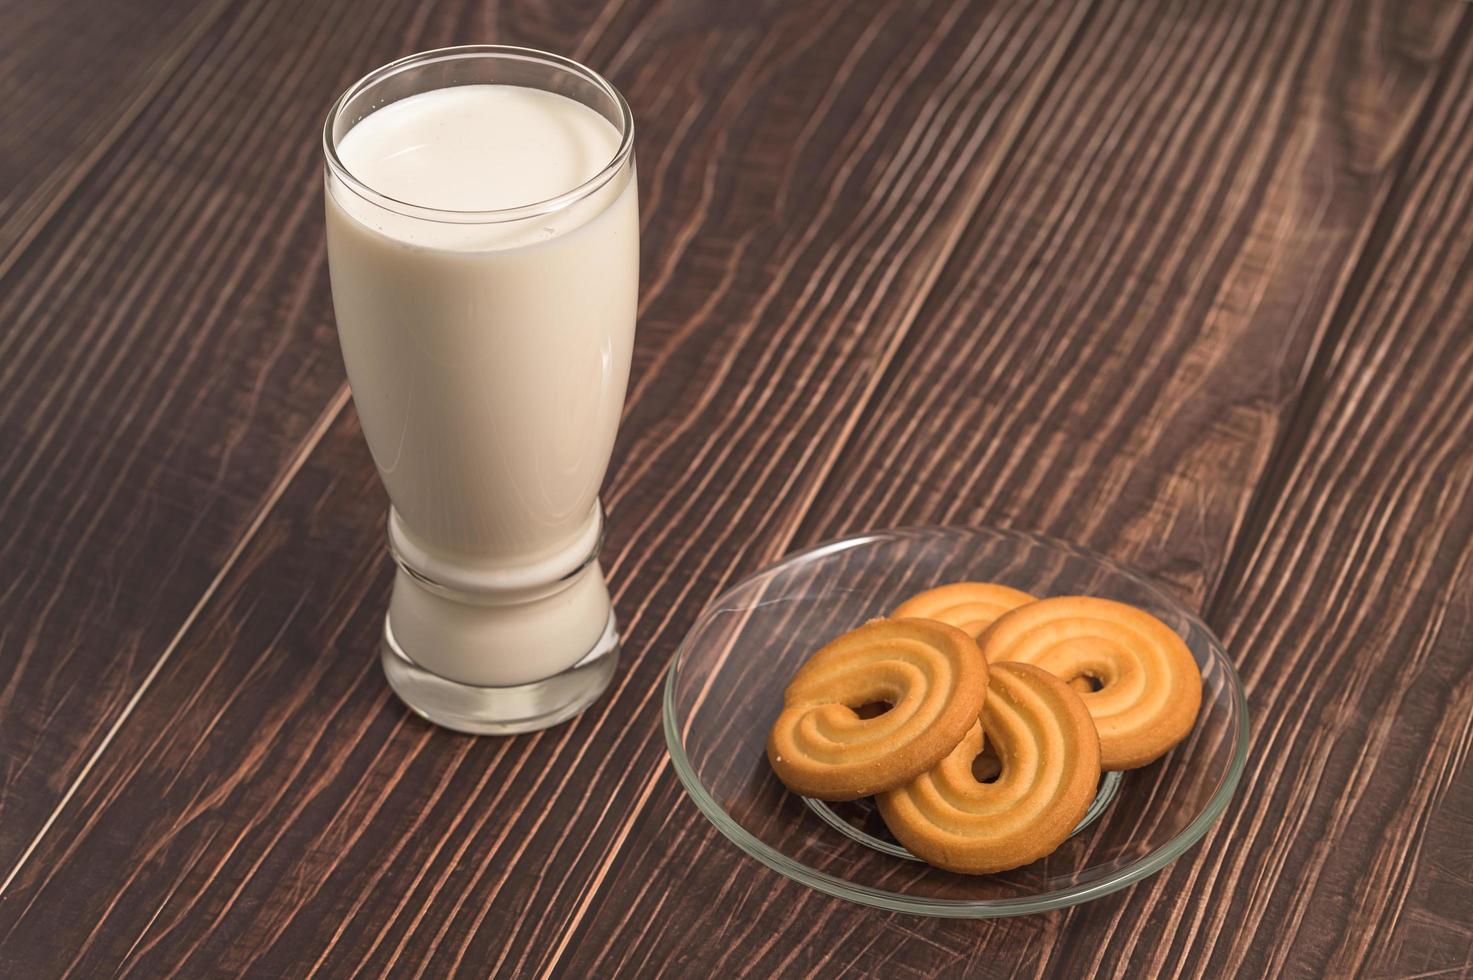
[0,0,651,890]
[547,0,1472,976]
[0,0,1091,974]
[2,0,1471,975]
[1151,27,1473,977]
[0,0,231,272]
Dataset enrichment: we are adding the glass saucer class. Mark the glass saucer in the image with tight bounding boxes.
[662,525,1249,917]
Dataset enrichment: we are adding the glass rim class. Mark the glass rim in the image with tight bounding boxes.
[322,44,634,225]
[660,523,1252,917]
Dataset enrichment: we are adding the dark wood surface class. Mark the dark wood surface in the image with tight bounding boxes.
[1,0,1469,976]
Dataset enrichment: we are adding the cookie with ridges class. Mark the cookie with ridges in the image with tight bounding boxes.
[766,618,988,801]
[981,595,1201,770]
[876,662,1101,874]
[891,582,1037,640]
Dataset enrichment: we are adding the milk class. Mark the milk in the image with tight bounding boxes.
[325,84,636,687]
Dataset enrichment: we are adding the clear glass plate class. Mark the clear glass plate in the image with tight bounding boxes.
[662,526,1249,917]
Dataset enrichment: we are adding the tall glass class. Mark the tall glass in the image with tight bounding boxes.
[322,47,636,733]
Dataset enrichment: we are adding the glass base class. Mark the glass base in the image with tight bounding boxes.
[381,609,619,735]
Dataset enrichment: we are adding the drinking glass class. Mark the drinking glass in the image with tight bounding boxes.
[322,46,636,733]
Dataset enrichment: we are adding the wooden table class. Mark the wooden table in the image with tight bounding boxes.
[3,0,1471,975]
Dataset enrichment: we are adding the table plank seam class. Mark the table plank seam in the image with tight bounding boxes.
[0,0,664,933]
[1010,7,1473,976]
[0,0,236,286]
[0,0,664,964]
[532,3,1473,976]
[11,1,1467,973]
[784,0,1125,555]
[531,3,1105,976]
[0,384,351,903]
[1202,3,1473,628]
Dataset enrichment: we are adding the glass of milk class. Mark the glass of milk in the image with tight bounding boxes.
[322,46,636,734]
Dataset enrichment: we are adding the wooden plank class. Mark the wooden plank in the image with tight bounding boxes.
[0,0,232,272]
[1103,28,1473,979]
[0,0,1092,973]
[0,0,651,886]
[545,0,1471,976]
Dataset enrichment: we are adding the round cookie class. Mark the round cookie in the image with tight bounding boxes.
[980,596,1201,770]
[876,662,1101,875]
[767,618,988,801]
[891,582,1036,640]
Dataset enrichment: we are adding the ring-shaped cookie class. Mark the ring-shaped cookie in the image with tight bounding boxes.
[891,582,1037,639]
[876,662,1100,874]
[981,596,1201,770]
[766,618,988,801]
